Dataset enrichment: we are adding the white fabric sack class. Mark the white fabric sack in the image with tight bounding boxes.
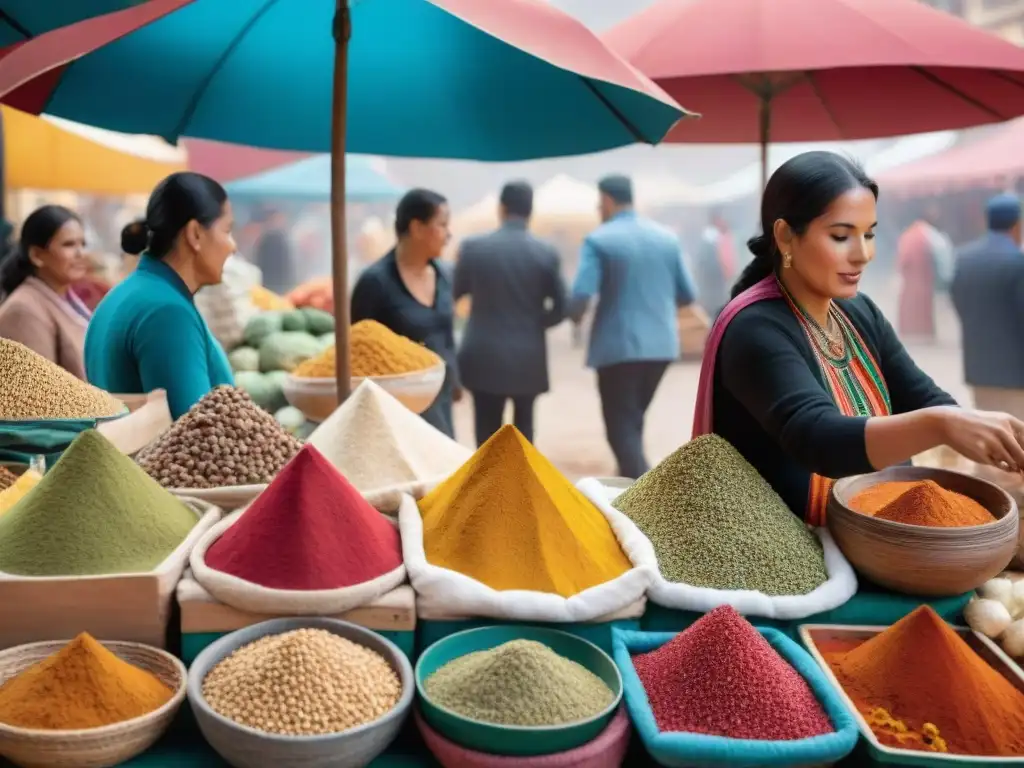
[577,478,858,621]
[194,255,262,351]
[190,508,406,615]
[399,493,655,623]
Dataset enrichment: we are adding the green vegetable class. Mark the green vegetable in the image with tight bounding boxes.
[302,307,334,335]
[317,332,335,352]
[274,406,306,433]
[258,331,321,373]
[242,311,284,348]
[228,346,260,373]
[234,371,278,411]
[281,309,309,333]
[264,370,289,412]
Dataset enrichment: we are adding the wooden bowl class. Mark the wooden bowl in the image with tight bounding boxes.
[829,467,1019,597]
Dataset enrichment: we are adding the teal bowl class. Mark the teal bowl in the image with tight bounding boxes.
[415,626,623,757]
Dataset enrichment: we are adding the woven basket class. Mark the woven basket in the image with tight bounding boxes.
[0,639,186,768]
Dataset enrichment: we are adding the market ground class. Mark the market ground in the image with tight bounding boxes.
[449,278,968,479]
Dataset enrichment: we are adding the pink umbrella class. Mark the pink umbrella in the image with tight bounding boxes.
[605,0,1024,188]
[184,139,309,183]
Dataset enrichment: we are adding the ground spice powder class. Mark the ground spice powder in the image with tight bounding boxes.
[0,431,197,576]
[301,319,440,378]
[826,605,1024,756]
[419,424,632,597]
[851,480,995,527]
[0,633,173,729]
[0,469,39,518]
[632,606,833,740]
[0,467,16,492]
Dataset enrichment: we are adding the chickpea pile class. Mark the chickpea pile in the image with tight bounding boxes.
[202,629,402,736]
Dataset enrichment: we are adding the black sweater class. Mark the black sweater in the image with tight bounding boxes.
[713,293,956,516]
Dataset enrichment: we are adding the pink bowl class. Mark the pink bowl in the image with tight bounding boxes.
[415,706,631,768]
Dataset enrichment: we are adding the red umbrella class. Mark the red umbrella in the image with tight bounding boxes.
[604,0,1024,188]
[184,139,310,183]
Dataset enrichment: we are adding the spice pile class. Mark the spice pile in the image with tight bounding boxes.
[307,379,470,493]
[0,466,16,491]
[850,480,995,527]
[297,319,441,378]
[0,431,197,576]
[0,338,124,420]
[419,425,632,597]
[632,606,833,740]
[613,435,827,594]
[424,639,614,726]
[824,605,1024,756]
[0,469,40,517]
[202,628,402,736]
[137,386,302,489]
[0,633,174,729]
[204,445,402,590]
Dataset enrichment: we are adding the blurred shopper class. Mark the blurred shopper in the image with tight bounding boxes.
[693,210,735,319]
[352,188,460,438]
[0,205,91,379]
[454,181,567,446]
[951,194,1024,418]
[896,207,947,341]
[570,174,696,478]
[252,207,295,295]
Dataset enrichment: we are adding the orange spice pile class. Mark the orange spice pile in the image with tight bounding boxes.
[850,480,994,527]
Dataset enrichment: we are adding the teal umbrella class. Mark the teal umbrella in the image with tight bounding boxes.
[226,154,403,203]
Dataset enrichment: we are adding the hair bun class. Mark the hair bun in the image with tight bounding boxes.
[746,233,772,260]
[121,221,149,256]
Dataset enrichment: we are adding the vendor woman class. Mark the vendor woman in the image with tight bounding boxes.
[85,172,235,419]
[694,151,1024,525]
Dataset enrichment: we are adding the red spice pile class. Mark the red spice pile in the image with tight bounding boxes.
[853,480,994,527]
[204,445,402,590]
[632,605,833,740]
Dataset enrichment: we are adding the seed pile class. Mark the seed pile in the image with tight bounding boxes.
[420,425,632,597]
[307,379,471,493]
[0,469,40,517]
[633,606,833,740]
[137,386,302,489]
[613,434,827,595]
[0,430,197,576]
[0,467,16,491]
[202,628,402,736]
[851,480,995,527]
[203,445,402,590]
[425,639,614,726]
[0,338,124,420]
[0,633,174,730]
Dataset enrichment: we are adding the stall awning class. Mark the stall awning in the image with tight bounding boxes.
[225,154,403,203]
[184,138,308,182]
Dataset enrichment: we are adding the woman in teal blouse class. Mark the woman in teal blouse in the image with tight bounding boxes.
[86,173,236,419]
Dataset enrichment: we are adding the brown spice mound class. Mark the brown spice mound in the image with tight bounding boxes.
[854,480,995,527]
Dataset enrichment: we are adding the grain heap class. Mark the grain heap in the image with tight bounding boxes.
[204,445,402,590]
[824,605,1024,756]
[632,606,833,740]
[0,338,123,420]
[306,379,471,493]
[424,639,614,726]
[0,466,16,491]
[0,469,40,517]
[295,319,440,378]
[419,424,632,597]
[0,431,197,576]
[137,385,302,489]
[851,480,995,527]
[0,633,174,729]
[202,628,402,735]
[613,434,827,595]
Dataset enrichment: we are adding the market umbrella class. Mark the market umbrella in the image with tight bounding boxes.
[604,0,1024,190]
[0,0,690,395]
[226,154,403,204]
[184,138,309,183]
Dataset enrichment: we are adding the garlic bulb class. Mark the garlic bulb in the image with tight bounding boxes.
[979,577,1015,609]
[1003,619,1024,658]
[1010,580,1024,619]
[964,597,1013,639]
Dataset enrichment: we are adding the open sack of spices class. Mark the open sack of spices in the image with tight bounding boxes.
[307,379,471,514]
[578,434,857,620]
[190,444,406,615]
[399,425,653,623]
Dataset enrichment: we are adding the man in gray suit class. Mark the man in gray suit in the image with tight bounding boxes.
[454,182,567,445]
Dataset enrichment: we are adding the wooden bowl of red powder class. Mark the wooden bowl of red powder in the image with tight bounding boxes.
[829,467,1019,597]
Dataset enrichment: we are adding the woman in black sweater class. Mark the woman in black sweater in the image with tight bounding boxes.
[693,151,1024,525]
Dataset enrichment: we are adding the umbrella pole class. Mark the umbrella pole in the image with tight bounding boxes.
[331,0,352,399]
[759,93,770,192]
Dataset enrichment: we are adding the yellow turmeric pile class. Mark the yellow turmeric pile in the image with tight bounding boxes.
[294,320,441,378]
[0,469,40,518]
[0,633,174,729]
[418,424,633,597]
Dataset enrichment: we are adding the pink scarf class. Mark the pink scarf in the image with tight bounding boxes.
[692,276,780,437]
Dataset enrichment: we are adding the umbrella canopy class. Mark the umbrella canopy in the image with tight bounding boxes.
[225,154,403,203]
[185,138,309,182]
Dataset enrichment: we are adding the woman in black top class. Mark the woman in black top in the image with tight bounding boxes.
[351,188,460,437]
[693,151,1024,524]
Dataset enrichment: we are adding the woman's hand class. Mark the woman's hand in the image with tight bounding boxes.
[937,406,1024,473]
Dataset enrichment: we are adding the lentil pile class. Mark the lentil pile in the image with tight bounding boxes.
[613,435,827,594]
[306,379,471,493]
[824,606,1024,756]
[419,424,632,597]
[424,639,614,726]
[0,633,174,730]
[632,606,833,740]
[202,628,402,736]
[0,466,16,491]
[0,338,124,420]
[137,386,302,489]
[0,430,197,576]
[851,480,995,527]
[204,445,402,590]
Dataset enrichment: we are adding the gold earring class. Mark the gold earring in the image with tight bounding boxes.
[782,252,793,269]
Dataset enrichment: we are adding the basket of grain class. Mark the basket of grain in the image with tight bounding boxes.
[0,636,186,768]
